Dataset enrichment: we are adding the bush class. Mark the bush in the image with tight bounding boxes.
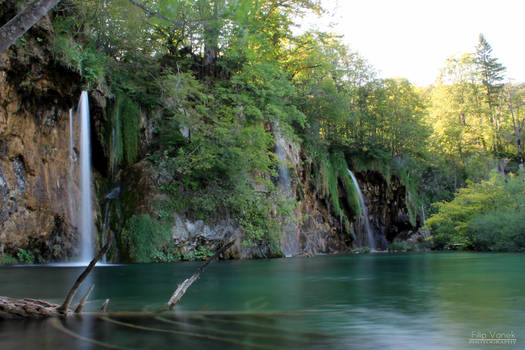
[427,172,525,251]
[16,248,35,264]
[0,254,17,265]
[388,239,414,252]
[467,210,525,251]
[183,246,214,261]
[121,214,172,262]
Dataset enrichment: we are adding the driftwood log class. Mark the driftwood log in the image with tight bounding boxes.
[0,241,234,319]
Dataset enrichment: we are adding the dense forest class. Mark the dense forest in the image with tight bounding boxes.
[1,0,525,265]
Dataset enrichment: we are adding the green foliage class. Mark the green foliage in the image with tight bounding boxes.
[0,254,17,265]
[392,157,423,226]
[121,214,172,262]
[467,210,525,251]
[309,149,359,238]
[52,33,106,89]
[183,246,214,261]
[387,239,414,252]
[352,247,371,254]
[427,173,525,251]
[119,96,140,165]
[16,248,35,264]
[151,246,182,263]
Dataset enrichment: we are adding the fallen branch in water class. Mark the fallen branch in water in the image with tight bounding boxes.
[57,241,111,314]
[164,240,234,311]
[0,239,234,319]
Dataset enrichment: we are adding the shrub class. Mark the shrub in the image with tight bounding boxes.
[121,214,172,262]
[427,172,525,251]
[16,248,35,264]
[0,254,17,265]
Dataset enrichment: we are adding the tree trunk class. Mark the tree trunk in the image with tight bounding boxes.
[508,88,524,171]
[0,0,60,56]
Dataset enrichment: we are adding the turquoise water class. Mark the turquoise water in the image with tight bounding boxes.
[0,252,523,349]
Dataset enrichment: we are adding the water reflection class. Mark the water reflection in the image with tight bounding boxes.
[0,253,523,349]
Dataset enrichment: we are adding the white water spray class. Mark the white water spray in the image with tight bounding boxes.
[347,169,376,249]
[78,91,94,263]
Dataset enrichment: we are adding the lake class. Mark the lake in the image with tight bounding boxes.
[0,252,522,349]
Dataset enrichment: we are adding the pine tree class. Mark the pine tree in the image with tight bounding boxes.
[475,34,506,153]
[475,34,505,105]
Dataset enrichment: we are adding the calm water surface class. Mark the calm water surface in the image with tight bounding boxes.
[0,252,523,349]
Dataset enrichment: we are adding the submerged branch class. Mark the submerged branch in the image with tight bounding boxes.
[164,241,234,311]
[57,241,110,314]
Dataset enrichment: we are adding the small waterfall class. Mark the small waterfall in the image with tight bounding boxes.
[347,169,376,249]
[68,109,75,223]
[274,125,292,195]
[274,122,298,257]
[421,204,426,227]
[78,91,94,263]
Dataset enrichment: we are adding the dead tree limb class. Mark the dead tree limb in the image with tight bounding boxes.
[100,299,110,312]
[57,241,110,314]
[74,284,94,314]
[165,241,234,311]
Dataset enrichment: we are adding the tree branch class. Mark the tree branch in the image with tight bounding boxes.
[0,0,60,56]
[160,241,234,311]
[57,241,110,314]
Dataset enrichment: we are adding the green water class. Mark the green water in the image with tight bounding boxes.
[0,252,523,349]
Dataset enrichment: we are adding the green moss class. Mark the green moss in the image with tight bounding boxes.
[108,97,125,173]
[0,254,18,265]
[183,246,214,261]
[395,165,422,227]
[16,248,34,264]
[52,34,106,89]
[311,150,361,238]
[120,96,140,165]
[330,152,361,217]
[121,214,172,262]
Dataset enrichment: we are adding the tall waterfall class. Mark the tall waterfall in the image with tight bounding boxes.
[274,122,298,257]
[68,109,75,224]
[78,91,94,263]
[274,125,291,194]
[347,169,376,249]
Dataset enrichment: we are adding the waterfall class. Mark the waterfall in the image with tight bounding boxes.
[274,124,291,194]
[347,169,376,249]
[421,204,426,227]
[273,122,298,257]
[68,109,75,224]
[78,91,94,263]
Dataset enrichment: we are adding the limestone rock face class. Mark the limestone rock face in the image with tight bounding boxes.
[119,159,279,260]
[0,12,83,262]
[354,170,414,245]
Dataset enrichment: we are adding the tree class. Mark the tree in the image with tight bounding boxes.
[506,85,525,170]
[475,34,506,152]
[0,0,60,56]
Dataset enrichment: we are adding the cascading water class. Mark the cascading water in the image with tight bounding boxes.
[421,205,426,227]
[78,91,94,263]
[347,169,376,249]
[274,125,292,195]
[68,109,75,223]
[273,122,298,257]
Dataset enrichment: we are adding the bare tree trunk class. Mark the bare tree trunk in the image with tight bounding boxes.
[0,0,60,56]
[507,88,524,177]
[166,241,234,310]
[57,241,111,314]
